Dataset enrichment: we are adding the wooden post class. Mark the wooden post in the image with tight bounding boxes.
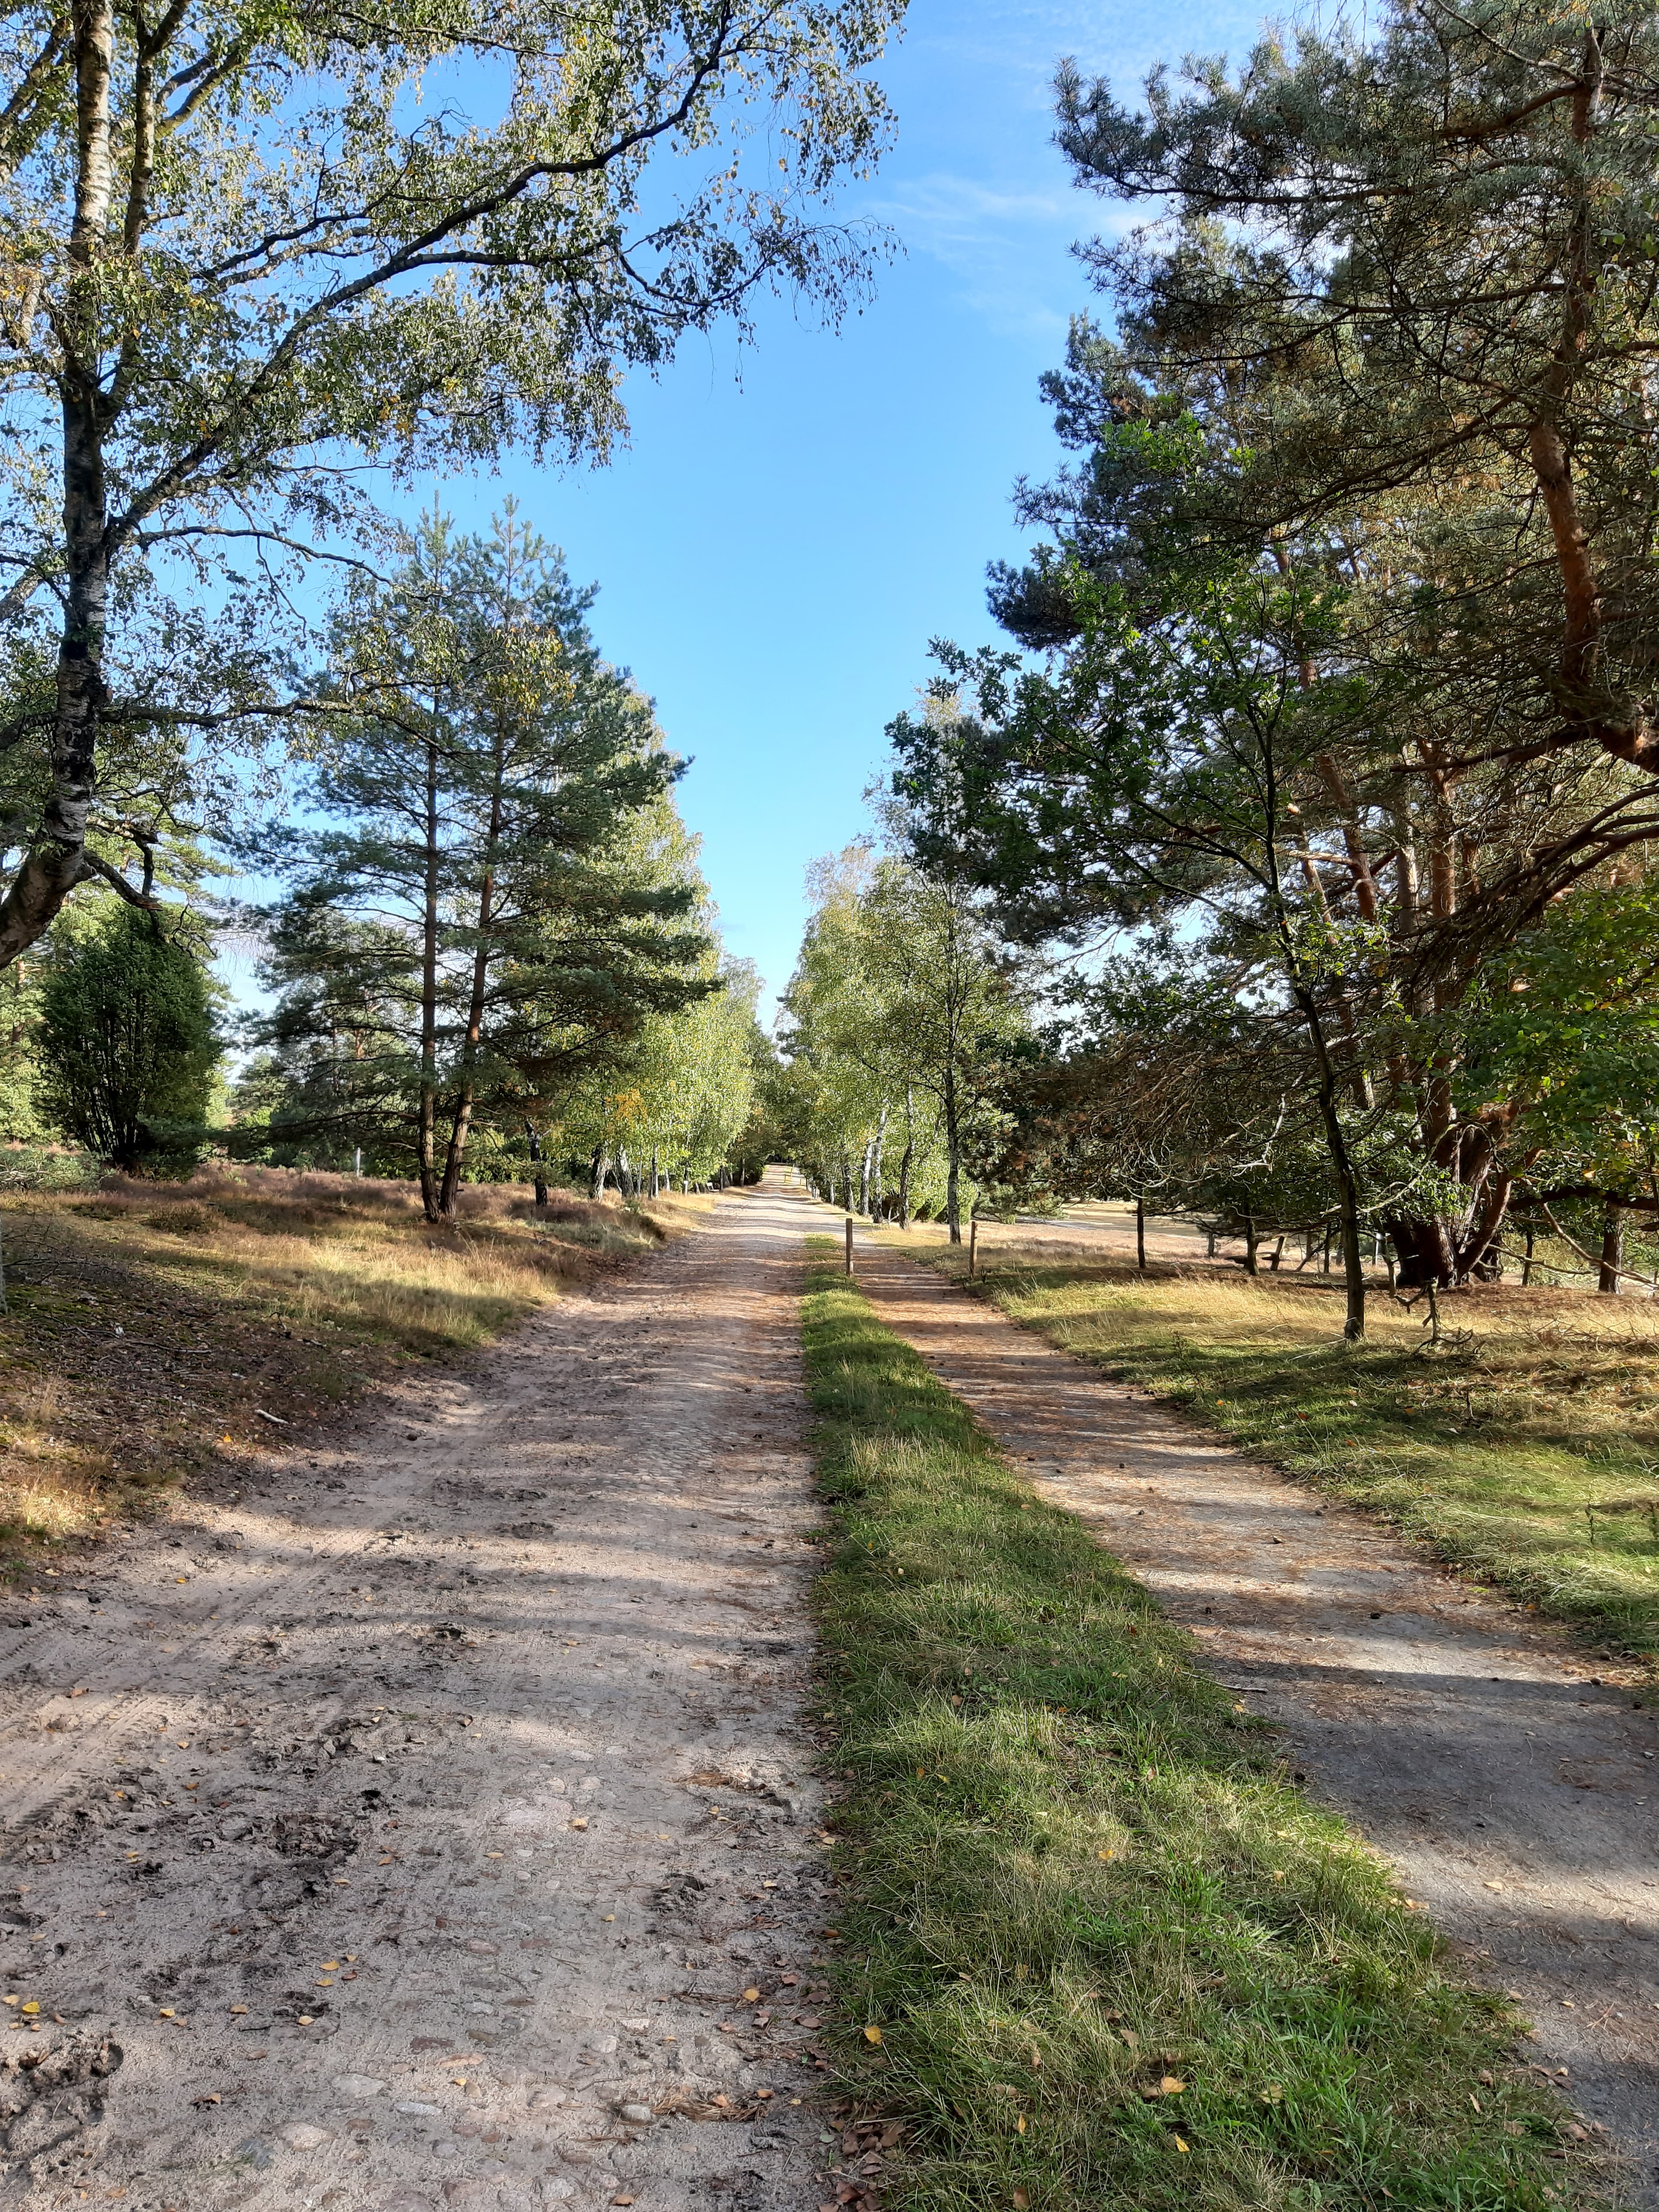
[969,1216,978,1280]
[845,1216,854,1276]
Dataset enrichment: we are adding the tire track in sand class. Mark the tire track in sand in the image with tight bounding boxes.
[0,1191,839,2212]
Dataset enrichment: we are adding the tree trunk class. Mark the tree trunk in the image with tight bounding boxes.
[1135,1195,1146,1273]
[944,1059,962,1243]
[1522,1220,1535,1287]
[1291,976,1367,1339]
[871,1103,887,1220]
[590,1146,609,1200]
[437,719,507,1220]
[858,1141,871,1218]
[897,1138,913,1230]
[416,726,442,1224]
[1600,1203,1623,1294]
[525,1120,547,1208]
[1243,1213,1258,1275]
[0,1,117,969]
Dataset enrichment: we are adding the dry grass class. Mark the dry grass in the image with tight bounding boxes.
[0,1164,705,1570]
[888,1229,1659,1673]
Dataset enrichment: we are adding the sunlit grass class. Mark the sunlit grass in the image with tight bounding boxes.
[801,1249,1596,2212]
[890,1233,1659,1669]
[0,1165,705,1563]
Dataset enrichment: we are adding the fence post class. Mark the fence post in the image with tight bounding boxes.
[845,1216,854,1277]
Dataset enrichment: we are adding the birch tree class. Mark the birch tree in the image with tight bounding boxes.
[0,0,906,966]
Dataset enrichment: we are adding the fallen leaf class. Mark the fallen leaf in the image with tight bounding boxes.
[743,1987,761,2002]
[569,1817,588,1831]
[1484,1880,1504,1893]
[193,2094,221,2107]
[70,1687,88,1698]
[1173,2136,1189,2154]
[1260,2085,1283,2105]
[1160,2077,1185,2096]
[296,2015,314,2026]
[864,2024,883,2044]
[320,1961,339,1970]
[601,1914,616,1923]
[154,2008,173,2020]
[229,2005,248,2017]
[1016,2113,1027,2135]
[1012,2192,1030,2209]
[1096,1849,1113,1861]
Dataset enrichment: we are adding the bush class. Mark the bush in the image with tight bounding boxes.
[35,908,220,1174]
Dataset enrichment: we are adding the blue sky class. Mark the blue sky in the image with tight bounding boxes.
[407,0,1265,1022]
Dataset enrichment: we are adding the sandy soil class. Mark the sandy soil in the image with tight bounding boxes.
[0,1192,842,2212]
[839,1227,1659,2207]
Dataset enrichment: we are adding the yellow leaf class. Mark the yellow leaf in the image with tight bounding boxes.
[742,1988,760,2002]
[569,1817,588,1830]
[1159,2077,1185,2096]
[1174,2136,1190,2153]
[229,2005,248,2016]
[20,2002,40,2016]
[1016,2113,1027,2134]
[320,1961,339,1971]
[864,2024,883,2044]
[1096,1849,1114,1861]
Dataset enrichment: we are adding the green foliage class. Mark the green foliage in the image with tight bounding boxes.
[780,843,1036,1230]
[0,0,907,961]
[241,511,712,1208]
[1466,884,1659,1195]
[34,909,220,1174]
[801,1253,1585,2212]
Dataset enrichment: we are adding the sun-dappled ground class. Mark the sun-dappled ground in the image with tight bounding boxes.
[801,1246,1596,2212]
[0,1165,706,1570]
[887,1226,1659,1671]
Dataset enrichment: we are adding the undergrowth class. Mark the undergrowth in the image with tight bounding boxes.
[801,1249,1595,2212]
[890,1246,1659,1671]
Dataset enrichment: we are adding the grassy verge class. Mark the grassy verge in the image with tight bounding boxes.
[891,1234,1659,1674]
[801,1249,1594,2212]
[0,1165,702,1568]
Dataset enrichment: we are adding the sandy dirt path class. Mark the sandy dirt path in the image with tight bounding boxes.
[838,1227,1659,2206]
[0,1192,840,2212]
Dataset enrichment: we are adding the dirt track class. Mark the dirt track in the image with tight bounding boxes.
[12,1179,1659,2209]
[0,1192,834,2212]
[840,1224,1659,2208]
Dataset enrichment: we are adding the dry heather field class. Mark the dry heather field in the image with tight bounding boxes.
[0,1164,703,1570]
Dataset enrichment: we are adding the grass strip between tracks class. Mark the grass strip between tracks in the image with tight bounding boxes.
[799,1248,1595,2212]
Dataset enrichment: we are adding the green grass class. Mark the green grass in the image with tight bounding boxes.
[892,1239,1659,1672]
[801,1249,1595,2212]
